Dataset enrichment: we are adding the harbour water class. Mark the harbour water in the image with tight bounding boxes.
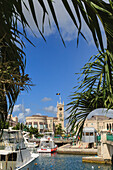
[32,153,112,170]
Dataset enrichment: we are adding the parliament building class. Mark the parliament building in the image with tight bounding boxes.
[26,101,64,133]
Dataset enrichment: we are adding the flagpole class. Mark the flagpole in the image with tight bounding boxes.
[56,93,61,104]
[59,96,61,104]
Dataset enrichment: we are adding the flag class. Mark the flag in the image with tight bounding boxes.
[56,93,60,95]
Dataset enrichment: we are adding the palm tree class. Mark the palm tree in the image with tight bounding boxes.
[67,50,113,137]
[0,0,113,135]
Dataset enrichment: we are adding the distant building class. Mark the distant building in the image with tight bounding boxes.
[84,115,113,132]
[7,115,18,127]
[26,101,64,133]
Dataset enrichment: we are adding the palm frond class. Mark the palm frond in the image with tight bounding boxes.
[67,50,113,137]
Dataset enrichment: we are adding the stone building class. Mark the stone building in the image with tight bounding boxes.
[84,115,113,132]
[26,101,64,133]
[7,114,18,127]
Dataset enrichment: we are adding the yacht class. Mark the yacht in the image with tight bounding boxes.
[37,132,57,153]
[0,128,39,170]
[23,131,38,149]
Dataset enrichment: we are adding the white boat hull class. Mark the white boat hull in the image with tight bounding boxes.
[38,146,57,153]
[16,157,38,170]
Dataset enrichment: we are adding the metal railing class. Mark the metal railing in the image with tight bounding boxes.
[97,136,101,142]
[106,134,113,141]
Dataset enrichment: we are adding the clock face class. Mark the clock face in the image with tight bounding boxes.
[59,108,62,111]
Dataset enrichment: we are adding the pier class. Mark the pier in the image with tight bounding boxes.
[82,130,113,164]
[57,144,97,155]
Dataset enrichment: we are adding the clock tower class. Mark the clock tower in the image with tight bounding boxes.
[57,100,64,129]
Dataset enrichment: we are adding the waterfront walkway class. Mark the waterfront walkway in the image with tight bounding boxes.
[57,144,97,155]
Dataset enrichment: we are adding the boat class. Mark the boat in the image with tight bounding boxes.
[0,128,39,170]
[23,131,38,149]
[37,132,57,153]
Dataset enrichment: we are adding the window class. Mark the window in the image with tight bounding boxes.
[44,124,48,129]
[34,124,37,128]
[90,132,93,136]
[28,122,32,128]
[83,132,84,136]
[86,132,89,136]
[59,113,62,117]
[39,123,43,129]
[91,123,93,125]
[34,122,38,128]
[40,125,43,129]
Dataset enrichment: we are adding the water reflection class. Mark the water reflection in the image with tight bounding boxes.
[34,154,112,170]
[39,152,57,157]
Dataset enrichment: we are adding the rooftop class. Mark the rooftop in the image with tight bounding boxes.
[31,115,48,118]
[89,115,113,120]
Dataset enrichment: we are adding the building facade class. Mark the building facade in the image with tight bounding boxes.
[7,115,18,127]
[26,101,64,133]
[84,115,113,132]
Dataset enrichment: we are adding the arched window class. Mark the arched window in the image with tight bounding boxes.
[107,124,109,130]
[110,124,111,130]
[59,113,62,117]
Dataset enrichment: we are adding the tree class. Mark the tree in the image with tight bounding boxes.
[0,0,113,137]
[67,50,113,137]
[65,1,113,137]
[0,120,9,129]
[28,127,39,138]
[13,122,24,130]
[55,123,63,136]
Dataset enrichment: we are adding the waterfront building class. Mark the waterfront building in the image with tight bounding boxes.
[7,114,18,127]
[84,115,113,132]
[26,101,64,133]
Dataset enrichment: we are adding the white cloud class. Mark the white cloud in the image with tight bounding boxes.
[13,104,22,112]
[42,97,52,102]
[13,104,31,114]
[43,106,57,114]
[13,104,31,123]
[25,108,31,115]
[18,108,31,123]
[22,0,106,46]
[18,113,25,123]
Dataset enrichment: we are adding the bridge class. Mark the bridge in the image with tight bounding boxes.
[54,139,73,147]
[29,137,73,147]
[98,130,113,163]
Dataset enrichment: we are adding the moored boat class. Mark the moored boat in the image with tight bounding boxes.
[23,131,38,153]
[0,128,39,170]
[37,132,57,153]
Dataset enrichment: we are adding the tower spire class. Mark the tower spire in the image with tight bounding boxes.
[59,96,61,104]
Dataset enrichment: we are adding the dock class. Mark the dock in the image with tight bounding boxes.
[57,144,97,155]
[82,156,112,164]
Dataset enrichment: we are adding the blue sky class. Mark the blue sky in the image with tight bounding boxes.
[12,0,113,126]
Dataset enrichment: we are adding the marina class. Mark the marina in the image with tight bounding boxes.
[33,154,112,170]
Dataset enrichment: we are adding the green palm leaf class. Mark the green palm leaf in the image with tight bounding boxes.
[67,50,113,137]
